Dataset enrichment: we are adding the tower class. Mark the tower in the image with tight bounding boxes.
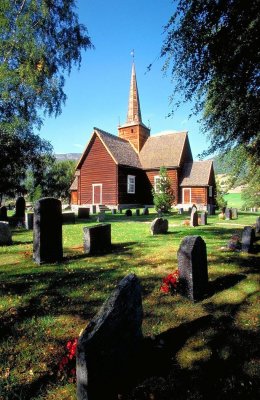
[118,63,150,152]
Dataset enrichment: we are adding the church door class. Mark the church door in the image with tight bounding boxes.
[92,184,102,205]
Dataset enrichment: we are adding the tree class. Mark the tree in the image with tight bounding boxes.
[152,166,175,212]
[42,160,76,202]
[161,0,260,160]
[0,0,92,197]
[241,165,260,209]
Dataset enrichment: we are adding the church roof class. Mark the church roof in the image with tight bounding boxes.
[180,160,213,186]
[126,63,142,124]
[139,131,189,169]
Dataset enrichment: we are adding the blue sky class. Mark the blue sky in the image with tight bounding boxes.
[38,0,210,159]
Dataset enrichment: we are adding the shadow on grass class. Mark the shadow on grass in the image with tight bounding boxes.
[207,273,246,298]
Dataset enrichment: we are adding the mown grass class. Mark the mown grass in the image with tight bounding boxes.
[224,193,243,209]
[0,210,259,399]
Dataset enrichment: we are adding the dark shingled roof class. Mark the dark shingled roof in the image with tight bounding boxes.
[94,128,142,168]
[69,177,78,191]
[139,132,188,169]
[180,161,213,186]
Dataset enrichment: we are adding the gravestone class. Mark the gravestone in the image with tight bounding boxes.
[200,212,207,225]
[125,209,132,217]
[136,209,140,216]
[222,206,226,214]
[150,217,168,235]
[207,204,215,215]
[83,224,111,255]
[231,208,238,219]
[190,210,198,227]
[0,222,12,245]
[78,207,90,219]
[91,205,96,214]
[157,209,163,217]
[143,207,149,215]
[255,217,260,234]
[191,204,197,213]
[76,273,143,400]
[25,213,34,230]
[33,198,63,264]
[62,212,76,224]
[177,235,208,301]
[111,209,117,215]
[15,196,26,219]
[241,226,255,253]
[0,206,8,221]
[96,212,105,222]
[178,208,184,215]
[225,208,232,220]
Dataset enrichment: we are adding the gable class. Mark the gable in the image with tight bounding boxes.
[180,161,214,186]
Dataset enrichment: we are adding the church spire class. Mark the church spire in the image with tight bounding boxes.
[126,62,142,124]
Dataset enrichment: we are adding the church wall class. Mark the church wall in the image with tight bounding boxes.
[145,169,179,204]
[79,134,118,205]
[118,166,152,205]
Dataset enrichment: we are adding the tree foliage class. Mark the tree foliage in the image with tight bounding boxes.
[161,0,260,159]
[0,0,92,197]
[152,166,175,212]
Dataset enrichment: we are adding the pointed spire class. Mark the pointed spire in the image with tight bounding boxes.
[126,63,142,124]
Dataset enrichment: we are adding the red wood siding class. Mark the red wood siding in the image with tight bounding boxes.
[71,191,78,205]
[79,135,117,205]
[191,187,207,204]
[146,169,179,204]
[118,166,152,204]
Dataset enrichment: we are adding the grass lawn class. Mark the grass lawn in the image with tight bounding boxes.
[224,193,243,209]
[0,210,259,399]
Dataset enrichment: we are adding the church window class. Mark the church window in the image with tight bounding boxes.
[127,175,135,194]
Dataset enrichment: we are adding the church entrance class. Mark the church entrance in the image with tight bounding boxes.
[92,184,102,204]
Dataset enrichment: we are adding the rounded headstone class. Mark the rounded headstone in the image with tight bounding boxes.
[0,221,12,245]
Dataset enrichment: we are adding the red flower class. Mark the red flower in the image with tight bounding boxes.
[160,271,179,294]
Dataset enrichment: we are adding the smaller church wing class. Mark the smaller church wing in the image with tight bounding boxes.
[180,160,214,186]
[139,132,189,169]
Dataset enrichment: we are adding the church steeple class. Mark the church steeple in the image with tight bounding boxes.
[118,61,150,153]
[126,63,142,124]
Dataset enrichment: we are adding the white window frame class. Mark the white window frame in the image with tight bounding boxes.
[92,184,102,204]
[127,175,135,194]
[209,186,213,197]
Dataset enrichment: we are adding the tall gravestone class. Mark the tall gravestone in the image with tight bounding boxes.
[241,226,255,253]
[231,208,238,219]
[0,206,8,221]
[190,210,198,227]
[0,222,12,245]
[136,209,140,216]
[177,236,208,301]
[33,198,63,264]
[255,217,260,234]
[200,212,207,225]
[225,208,232,220]
[83,224,111,255]
[15,196,26,219]
[25,213,34,230]
[76,273,143,400]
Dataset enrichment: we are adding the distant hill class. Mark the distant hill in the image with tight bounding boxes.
[55,153,81,162]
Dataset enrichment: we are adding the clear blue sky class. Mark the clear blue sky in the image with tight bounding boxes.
[38,0,209,159]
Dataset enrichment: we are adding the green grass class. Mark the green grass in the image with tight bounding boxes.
[0,210,259,399]
[224,193,243,209]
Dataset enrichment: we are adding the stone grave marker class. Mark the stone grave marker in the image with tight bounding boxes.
[231,208,238,219]
[255,217,260,234]
[125,209,132,217]
[136,209,140,216]
[178,208,184,215]
[62,212,76,224]
[143,207,149,215]
[78,207,90,219]
[177,235,208,301]
[25,213,34,230]
[190,210,198,227]
[33,198,63,264]
[0,222,12,245]
[0,206,8,221]
[15,196,26,219]
[241,226,255,253]
[200,212,207,225]
[96,212,105,222]
[150,217,168,235]
[111,209,117,215]
[76,273,143,400]
[207,204,215,215]
[225,208,232,220]
[91,205,96,214]
[83,224,111,255]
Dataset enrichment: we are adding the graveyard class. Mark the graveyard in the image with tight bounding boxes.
[0,208,259,399]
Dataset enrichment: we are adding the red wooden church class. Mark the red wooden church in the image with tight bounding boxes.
[70,63,216,211]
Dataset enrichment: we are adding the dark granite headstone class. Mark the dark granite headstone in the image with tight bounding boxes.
[225,208,232,220]
[190,210,199,227]
[33,198,63,264]
[125,209,132,217]
[76,273,143,400]
[178,208,184,215]
[255,217,260,234]
[83,224,111,255]
[207,204,215,215]
[15,196,26,219]
[150,217,168,235]
[241,226,255,253]
[78,207,90,219]
[0,206,8,221]
[0,221,12,245]
[96,212,105,222]
[25,213,34,230]
[143,207,149,215]
[177,235,208,301]
[191,204,197,214]
[111,209,117,215]
[91,205,96,214]
[136,209,140,216]
[200,212,207,225]
[62,212,76,224]
[231,208,238,219]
